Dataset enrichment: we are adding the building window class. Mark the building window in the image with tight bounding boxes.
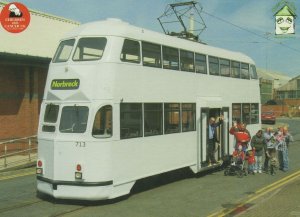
[120,39,141,63]
[182,103,196,132]
[142,42,162,68]
[92,105,112,138]
[220,59,230,77]
[231,61,240,78]
[120,103,142,139]
[144,103,163,136]
[164,103,180,134]
[209,56,219,76]
[163,46,179,70]
[73,37,107,61]
[180,50,195,72]
[195,53,207,74]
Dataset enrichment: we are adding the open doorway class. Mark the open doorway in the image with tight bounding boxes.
[199,107,229,168]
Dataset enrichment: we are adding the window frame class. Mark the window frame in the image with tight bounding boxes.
[220,58,230,77]
[144,103,163,137]
[180,49,195,72]
[92,105,113,138]
[120,103,143,139]
[142,41,162,68]
[195,53,207,74]
[72,37,107,62]
[164,103,181,134]
[120,39,141,64]
[162,46,179,70]
[208,56,220,76]
[52,39,75,63]
[181,103,196,132]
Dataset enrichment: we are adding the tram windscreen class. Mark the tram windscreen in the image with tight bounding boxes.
[59,106,89,133]
[53,39,75,63]
[73,37,107,61]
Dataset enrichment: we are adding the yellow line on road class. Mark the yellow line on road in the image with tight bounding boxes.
[207,170,300,217]
[0,171,35,181]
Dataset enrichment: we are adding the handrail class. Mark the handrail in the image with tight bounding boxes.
[0,135,38,170]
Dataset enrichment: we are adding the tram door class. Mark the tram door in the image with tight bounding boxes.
[199,107,230,169]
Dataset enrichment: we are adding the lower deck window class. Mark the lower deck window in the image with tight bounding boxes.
[182,103,196,132]
[92,105,112,138]
[120,103,142,139]
[164,103,180,134]
[144,103,163,136]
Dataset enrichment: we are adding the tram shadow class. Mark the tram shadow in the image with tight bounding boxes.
[36,191,130,206]
[36,167,221,206]
[131,166,220,195]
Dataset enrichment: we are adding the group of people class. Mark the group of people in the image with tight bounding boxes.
[230,122,293,175]
[207,116,294,176]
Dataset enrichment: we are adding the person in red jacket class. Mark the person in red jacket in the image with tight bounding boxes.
[230,121,251,152]
[232,145,245,165]
[246,148,256,174]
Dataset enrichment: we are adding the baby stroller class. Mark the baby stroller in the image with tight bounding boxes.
[224,156,247,178]
[224,145,247,178]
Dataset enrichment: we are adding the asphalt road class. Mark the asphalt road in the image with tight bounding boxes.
[0,118,299,217]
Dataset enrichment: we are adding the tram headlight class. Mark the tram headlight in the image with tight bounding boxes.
[75,172,82,180]
[75,164,83,180]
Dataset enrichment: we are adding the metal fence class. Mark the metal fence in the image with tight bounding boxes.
[0,136,37,170]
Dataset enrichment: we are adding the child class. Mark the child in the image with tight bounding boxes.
[246,148,256,174]
[266,135,278,176]
[232,145,245,165]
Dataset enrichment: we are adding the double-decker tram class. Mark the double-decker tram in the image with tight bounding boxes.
[36,18,261,200]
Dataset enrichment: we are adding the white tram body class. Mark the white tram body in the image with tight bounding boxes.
[36,18,261,200]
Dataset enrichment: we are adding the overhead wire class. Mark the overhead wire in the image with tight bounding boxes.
[202,10,300,53]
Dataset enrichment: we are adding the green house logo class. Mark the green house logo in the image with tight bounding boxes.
[274,5,296,35]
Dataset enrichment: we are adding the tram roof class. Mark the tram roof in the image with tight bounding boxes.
[65,18,254,64]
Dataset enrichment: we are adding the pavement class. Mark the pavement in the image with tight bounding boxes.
[0,153,37,172]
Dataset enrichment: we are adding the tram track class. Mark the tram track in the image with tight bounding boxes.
[0,199,42,214]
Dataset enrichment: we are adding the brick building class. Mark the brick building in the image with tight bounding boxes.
[0,2,79,140]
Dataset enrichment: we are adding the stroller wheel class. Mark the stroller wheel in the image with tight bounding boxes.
[238,170,243,178]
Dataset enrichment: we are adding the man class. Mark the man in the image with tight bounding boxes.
[207,115,223,165]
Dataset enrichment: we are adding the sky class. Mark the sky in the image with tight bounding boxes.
[2,0,300,78]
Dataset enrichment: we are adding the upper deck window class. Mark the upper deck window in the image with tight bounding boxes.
[53,39,75,63]
[209,56,219,76]
[220,59,230,77]
[59,106,89,133]
[121,39,141,63]
[163,46,179,70]
[73,37,107,61]
[241,63,250,79]
[231,61,240,78]
[180,50,194,72]
[250,65,258,79]
[195,53,207,74]
[142,42,162,68]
